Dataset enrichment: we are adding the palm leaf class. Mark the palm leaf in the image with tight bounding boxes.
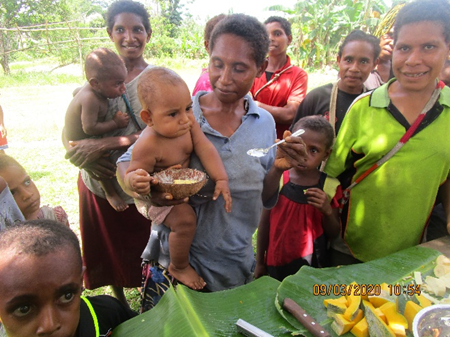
[112,246,440,336]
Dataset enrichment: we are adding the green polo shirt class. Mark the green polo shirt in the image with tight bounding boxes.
[325,79,450,262]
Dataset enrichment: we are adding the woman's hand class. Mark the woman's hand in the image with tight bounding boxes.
[274,130,308,171]
[83,157,116,179]
[65,139,109,168]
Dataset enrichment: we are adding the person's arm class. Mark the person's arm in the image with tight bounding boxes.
[254,209,271,279]
[63,131,139,168]
[62,128,140,178]
[117,151,187,206]
[0,104,6,138]
[256,69,308,125]
[81,97,129,136]
[123,132,157,197]
[191,119,232,212]
[256,101,301,125]
[0,175,6,191]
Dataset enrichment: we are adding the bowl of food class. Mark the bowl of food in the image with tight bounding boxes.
[413,304,450,337]
[152,168,207,200]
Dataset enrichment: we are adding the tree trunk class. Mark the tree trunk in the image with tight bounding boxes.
[0,32,11,75]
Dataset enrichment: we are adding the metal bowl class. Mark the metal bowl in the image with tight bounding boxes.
[152,168,207,200]
[413,304,450,337]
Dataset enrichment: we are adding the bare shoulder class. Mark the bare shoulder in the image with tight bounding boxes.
[132,127,158,153]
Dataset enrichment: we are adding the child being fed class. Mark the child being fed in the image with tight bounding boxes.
[124,67,232,290]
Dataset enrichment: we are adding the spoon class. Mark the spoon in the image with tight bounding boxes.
[247,129,305,157]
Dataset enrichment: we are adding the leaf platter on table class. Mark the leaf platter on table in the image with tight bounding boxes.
[111,246,443,336]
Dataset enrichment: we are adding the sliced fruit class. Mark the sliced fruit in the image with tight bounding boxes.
[415,294,432,307]
[363,300,396,337]
[379,302,408,337]
[331,313,356,335]
[344,289,362,321]
[350,317,369,337]
[424,276,446,297]
[403,301,422,332]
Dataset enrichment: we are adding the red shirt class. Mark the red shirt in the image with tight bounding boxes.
[251,56,308,139]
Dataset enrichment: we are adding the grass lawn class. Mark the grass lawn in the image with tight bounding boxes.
[0,58,336,311]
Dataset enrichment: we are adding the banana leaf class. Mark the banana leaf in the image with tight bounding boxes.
[276,245,441,336]
[112,276,295,336]
[112,246,440,336]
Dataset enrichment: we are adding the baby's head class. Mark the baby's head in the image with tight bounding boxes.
[203,14,226,54]
[0,154,40,220]
[292,116,335,168]
[85,48,127,99]
[137,67,193,137]
[0,219,84,337]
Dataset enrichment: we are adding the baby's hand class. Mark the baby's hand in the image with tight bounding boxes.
[113,111,130,129]
[126,169,153,195]
[304,188,332,216]
[213,179,232,213]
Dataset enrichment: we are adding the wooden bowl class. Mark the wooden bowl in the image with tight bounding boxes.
[152,168,207,199]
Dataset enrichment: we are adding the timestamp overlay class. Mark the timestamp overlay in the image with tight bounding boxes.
[312,284,382,297]
[312,283,421,297]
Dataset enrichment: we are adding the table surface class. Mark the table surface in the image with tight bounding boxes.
[420,235,450,257]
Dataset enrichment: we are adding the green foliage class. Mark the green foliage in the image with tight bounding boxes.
[175,17,205,59]
[0,0,109,75]
[285,0,389,70]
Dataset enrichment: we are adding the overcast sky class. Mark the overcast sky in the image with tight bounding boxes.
[180,0,298,23]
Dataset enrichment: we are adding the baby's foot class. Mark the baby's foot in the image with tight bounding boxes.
[168,263,206,290]
[106,194,129,212]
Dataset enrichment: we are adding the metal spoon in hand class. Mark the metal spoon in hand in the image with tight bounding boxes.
[247,129,305,157]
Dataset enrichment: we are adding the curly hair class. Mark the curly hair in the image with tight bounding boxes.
[209,14,269,67]
[394,0,450,42]
[292,115,335,150]
[264,16,292,36]
[0,219,82,269]
[106,0,151,34]
[338,30,381,62]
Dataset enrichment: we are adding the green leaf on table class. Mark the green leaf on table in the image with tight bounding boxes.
[112,276,295,336]
[276,246,441,337]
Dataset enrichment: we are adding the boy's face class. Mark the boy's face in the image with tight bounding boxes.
[0,248,83,337]
[94,66,127,99]
[392,21,450,93]
[142,82,194,138]
[0,165,41,220]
